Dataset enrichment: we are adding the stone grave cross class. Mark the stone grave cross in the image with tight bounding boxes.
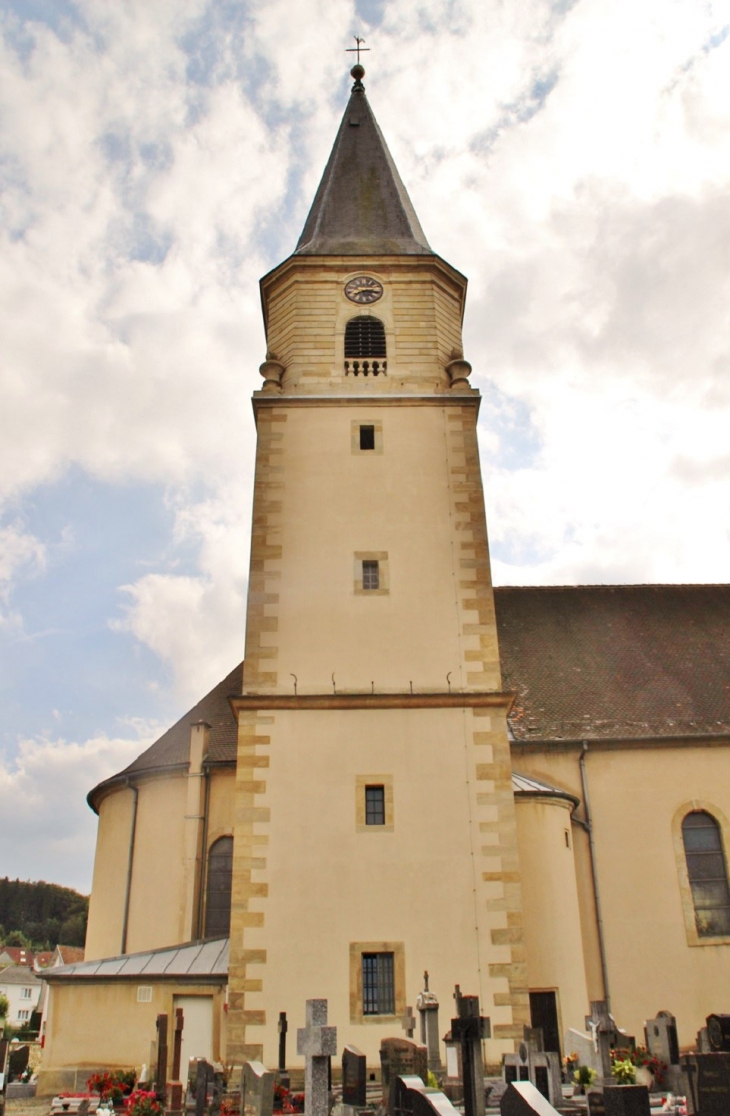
[416,971,442,1073]
[450,990,490,1116]
[168,1008,185,1116]
[278,1011,290,1088]
[402,1006,416,1039]
[585,1000,615,1084]
[155,1012,169,1092]
[297,999,337,1116]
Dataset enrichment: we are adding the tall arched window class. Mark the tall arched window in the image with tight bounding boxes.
[682,811,730,936]
[204,836,233,939]
[344,316,387,376]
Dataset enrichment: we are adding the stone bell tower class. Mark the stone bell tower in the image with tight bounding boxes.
[226,63,529,1068]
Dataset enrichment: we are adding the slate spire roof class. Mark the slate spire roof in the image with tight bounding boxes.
[295,69,433,257]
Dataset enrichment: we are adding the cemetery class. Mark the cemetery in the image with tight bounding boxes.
[12,991,730,1116]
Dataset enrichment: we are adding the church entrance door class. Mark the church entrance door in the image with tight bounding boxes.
[173,995,214,1072]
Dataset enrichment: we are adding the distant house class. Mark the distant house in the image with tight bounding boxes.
[0,947,35,969]
[0,965,42,1027]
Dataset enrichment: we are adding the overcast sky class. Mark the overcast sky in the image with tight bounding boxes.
[1,0,729,894]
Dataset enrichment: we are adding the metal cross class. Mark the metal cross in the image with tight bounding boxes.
[346,36,370,64]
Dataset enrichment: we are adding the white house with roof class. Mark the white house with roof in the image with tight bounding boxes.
[0,965,42,1027]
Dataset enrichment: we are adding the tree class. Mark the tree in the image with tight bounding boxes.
[4,929,31,948]
[0,993,8,1023]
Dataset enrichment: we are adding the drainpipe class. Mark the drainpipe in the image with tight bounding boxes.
[578,742,611,1011]
[196,764,212,940]
[121,778,139,955]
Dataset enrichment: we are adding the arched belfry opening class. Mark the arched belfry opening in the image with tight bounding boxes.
[344,315,387,376]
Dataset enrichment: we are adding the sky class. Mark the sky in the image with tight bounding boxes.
[0,0,729,894]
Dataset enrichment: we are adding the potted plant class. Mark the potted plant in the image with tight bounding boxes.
[572,1064,597,1095]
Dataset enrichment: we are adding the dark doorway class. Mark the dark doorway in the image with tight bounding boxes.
[529,991,561,1057]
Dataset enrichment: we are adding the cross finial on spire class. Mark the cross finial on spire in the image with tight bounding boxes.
[346,35,369,91]
[346,35,369,65]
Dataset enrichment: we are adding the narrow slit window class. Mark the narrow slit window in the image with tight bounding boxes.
[362,560,380,590]
[362,952,395,1015]
[682,811,730,937]
[360,425,375,451]
[365,785,385,826]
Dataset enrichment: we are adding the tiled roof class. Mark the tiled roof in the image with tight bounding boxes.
[295,83,433,257]
[56,945,85,965]
[495,584,730,741]
[89,586,730,809]
[42,938,228,983]
[0,966,42,986]
[88,663,242,811]
[0,947,34,967]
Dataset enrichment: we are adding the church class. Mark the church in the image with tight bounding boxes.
[39,64,730,1094]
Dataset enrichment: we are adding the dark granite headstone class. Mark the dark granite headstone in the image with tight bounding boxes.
[681,1052,730,1116]
[380,1039,428,1108]
[499,1081,560,1115]
[602,1085,650,1116]
[586,1093,605,1116]
[342,1045,366,1108]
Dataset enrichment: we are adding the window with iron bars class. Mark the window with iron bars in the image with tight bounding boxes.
[362,560,380,590]
[365,785,385,825]
[362,951,395,1015]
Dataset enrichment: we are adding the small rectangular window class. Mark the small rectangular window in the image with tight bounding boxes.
[362,560,380,590]
[365,785,385,825]
[137,986,153,1003]
[359,424,375,450]
[362,952,395,1015]
[21,988,32,999]
[17,1009,30,1021]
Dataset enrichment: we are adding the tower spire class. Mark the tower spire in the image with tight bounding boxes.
[294,57,432,257]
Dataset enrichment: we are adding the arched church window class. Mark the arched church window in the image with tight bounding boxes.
[204,835,233,939]
[344,316,387,376]
[682,811,730,937]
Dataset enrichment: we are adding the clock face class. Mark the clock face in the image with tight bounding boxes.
[344,276,383,304]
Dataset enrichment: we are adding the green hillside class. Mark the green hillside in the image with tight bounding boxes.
[0,877,88,950]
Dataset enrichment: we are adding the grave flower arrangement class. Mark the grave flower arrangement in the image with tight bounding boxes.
[87,1070,137,1104]
[273,1085,305,1114]
[611,1046,665,1086]
[123,1090,163,1116]
[571,1064,597,1093]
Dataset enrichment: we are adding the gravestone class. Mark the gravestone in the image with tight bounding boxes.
[500,1080,561,1115]
[402,1007,417,1040]
[392,1075,460,1116]
[416,972,442,1073]
[296,999,337,1116]
[564,1028,601,1076]
[586,1093,605,1116]
[195,1059,214,1116]
[680,1051,730,1116]
[241,1060,275,1116]
[602,1085,650,1116]
[342,1045,366,1108]
[644,1010,682,1092]
[450,989,490,1116]
[156,1013,169,1092]
[585,1002,616,1086]
[380,1039,428,1108]
[502,1032,562,1108]
[167,1007,184,1116]
[278,1011,290,1089]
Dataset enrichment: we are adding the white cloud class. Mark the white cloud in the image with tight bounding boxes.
[0,524,46,629]
[0,725,158,892]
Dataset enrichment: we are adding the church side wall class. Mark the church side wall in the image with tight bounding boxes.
[85,787,136,960]
[513,741,730,1048]
[514,796,589,1040]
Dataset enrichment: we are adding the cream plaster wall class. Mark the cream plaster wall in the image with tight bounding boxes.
[514,796,588,1040]
[38,981,224,1096]
[85,787,136,960]
[266,403,481,692]
[234,706,518,1067]
[513,741,730,1049]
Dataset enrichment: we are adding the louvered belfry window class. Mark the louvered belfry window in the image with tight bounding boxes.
[344,316,387,376]
[204,835,233,939]
[682,811,730,936]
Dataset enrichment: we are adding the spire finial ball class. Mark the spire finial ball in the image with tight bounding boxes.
[350,64,365,81]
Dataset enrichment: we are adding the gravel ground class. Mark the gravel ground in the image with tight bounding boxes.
[5,1098,49,1116]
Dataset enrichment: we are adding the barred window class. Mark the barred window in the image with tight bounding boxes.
[362,952,395,1015]
[365,785,385,826]
[362,560,380,590]
[682,811,730,937]
[345,316,386,358]
[204,835,233,939]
